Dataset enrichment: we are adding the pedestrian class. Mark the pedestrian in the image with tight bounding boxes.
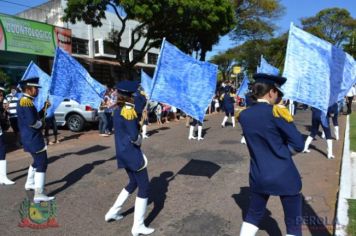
[0,82,15,185]
[98,99,109,137]
[346,84,356,114]
[3,84,20,146]
[17,77,55,202]
[303,107,335,159]
[188,117,204,141]
[238,73,304,236]
[220,86,236,128]
[105,80,154,236]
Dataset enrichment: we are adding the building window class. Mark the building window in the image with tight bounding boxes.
[103,41,116,55]
[72,37,89,55]
[95,41,99,54]
[118,47,129,62]
[133,50,145,63]
[147,53,158,65]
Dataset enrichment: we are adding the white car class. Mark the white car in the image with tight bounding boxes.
[54,99,98,132]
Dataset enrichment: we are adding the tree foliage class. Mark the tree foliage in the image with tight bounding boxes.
[301,8,356,47]
[210,51,236,81]
[63,0,235,77]
[231,0,285,41]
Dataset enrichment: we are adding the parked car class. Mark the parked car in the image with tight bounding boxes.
[54,99,98,132]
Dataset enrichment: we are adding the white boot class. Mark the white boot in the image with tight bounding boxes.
[25,165,36,190]
[241,136,246,144]
[131,197,155,236]
[105,188,130,221]
[142,125,149,139]
[221,116,228,127]
[334,126,339,140]
[197,126,204,141]
[34,172,55,203]
[231,116,236,128]
[0,160,15,185]
[188,126,196,140]
[239,222,258,236]
[303,136,313,153]
[327,139,335,159]
[321,131,325,139]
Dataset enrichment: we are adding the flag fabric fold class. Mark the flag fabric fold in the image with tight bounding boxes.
[282,23,356,115]
[50,47,106,109]
[257,55,280,75]
[150,39,218,122]
[21,61,62,117]
[237,73,250,99]
[141,70,152,95]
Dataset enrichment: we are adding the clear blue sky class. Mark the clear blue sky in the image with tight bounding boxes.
[0,0,355,59]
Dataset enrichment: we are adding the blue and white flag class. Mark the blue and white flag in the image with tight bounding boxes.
[21,61,62,117]
[257,55,280,75]
[141,70,152,95]
[282,23,356,114]
[237,73,249,99]
[150,39,217,122]
[50,47,106,109]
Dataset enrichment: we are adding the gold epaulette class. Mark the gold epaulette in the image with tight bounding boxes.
[219,93,225,101]
[230,93,235,97]
[273,104,293,122]
[235,107,246,121]
[19,97,34,107]
[121,106,138,120]
[140,90,146,96]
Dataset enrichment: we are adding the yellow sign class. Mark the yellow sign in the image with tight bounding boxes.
[232,66,241,74]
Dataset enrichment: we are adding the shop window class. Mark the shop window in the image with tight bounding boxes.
[72,37,89,55]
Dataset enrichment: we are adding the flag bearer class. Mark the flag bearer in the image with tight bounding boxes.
[105,80,154,236]
[188,117,204,141]
[221,86,236,128]
[238,73,304,236]
[17,77,55,202]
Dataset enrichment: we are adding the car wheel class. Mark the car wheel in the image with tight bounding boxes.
[67,114,85,132]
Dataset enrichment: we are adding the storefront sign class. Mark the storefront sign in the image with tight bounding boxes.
[0,13,71,56]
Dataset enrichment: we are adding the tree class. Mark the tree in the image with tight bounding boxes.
[210,51,236,81]
[301,8,356,47]
[231,0,285,41]
[63,0,235,79]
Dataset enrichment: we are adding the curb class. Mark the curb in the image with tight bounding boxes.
[335,115,351,236]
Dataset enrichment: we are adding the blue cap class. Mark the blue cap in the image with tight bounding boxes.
[116,80,139,96]
[0,82,5,91]
[19,77,41,88]
[253,73,286,96]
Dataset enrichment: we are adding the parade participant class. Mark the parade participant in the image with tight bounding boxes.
[17,77,55,202]
[0,83,15,185]
[238,73,304,236]
[134,86,149,139]
[220,86,236,128]
[303,107,335,159]
[188,117,204,141]
[3,84,20,146]
[105,80,154,236]
[321,102,339,140]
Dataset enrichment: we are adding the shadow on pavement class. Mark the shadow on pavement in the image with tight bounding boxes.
[232,187,332,236]
[46,159,108,196]
[232,187,282,236]
[147,126,170,136]
[76,145,110,155]
[177,159,221,178]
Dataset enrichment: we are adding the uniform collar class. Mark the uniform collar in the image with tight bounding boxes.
[124,102,135,108]
[257,99,270,104]
[23,93,34,99]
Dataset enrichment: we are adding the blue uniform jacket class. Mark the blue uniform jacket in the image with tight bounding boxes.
[114,105,145,171]
[222,93,235,113]
[239,102,304,195]
[16,94,45,153]
[134,92,147,115]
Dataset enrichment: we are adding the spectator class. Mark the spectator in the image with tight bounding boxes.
[3,85,20,146]
[98,100,109,137]
[155,103,162,125]
[346,84,356,114]
[162,104,171,123]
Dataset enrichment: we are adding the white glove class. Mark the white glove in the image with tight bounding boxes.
[31,120,42,129]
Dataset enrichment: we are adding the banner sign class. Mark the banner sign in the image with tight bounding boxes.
[0,13,71,56]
